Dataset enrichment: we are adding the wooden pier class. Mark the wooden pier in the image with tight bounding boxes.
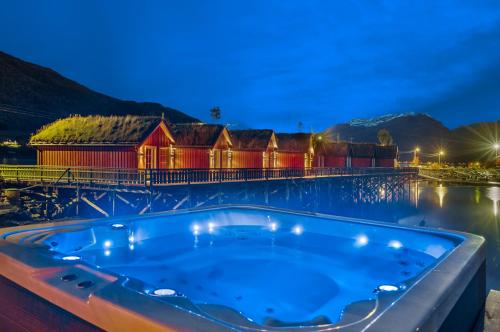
[0,165,418,220]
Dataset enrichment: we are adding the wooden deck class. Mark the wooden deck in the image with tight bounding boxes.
[0,165,418,188]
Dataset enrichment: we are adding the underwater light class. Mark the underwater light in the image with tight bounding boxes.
[104,240,112,248]
[111,223,125,229]
[208,222,215,233]
[378,284,399,292]
[192,224,201,235]
[388,240,403,249]
[152,288,176,296]
[355,234,369,247]
[62,255,80,261]
[292,225,303,235]
[269,222,278,232]
[104,250,111,256]
[128,235,135,243]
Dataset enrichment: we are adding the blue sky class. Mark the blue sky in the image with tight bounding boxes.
[1,0,499,131]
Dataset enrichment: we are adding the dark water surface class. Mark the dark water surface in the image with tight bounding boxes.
[397,181,499,291]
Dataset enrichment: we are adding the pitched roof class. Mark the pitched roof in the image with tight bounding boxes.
[230,129,275,150]
[170,123,229,147]
[29,115,169,145]
[316,141,349,156]
[276,133,313,153]
[374,145,398,159]
[349,143,375,158]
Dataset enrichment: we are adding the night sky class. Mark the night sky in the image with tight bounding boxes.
[1,1,500,131]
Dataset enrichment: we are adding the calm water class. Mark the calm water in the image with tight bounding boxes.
[397,181,499,291]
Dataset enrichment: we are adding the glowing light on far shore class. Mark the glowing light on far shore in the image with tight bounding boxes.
[388,240,403,249]
[355,234,369,247]
[292,225,303,235]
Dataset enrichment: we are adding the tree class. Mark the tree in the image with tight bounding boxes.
[297,121,304,131]
[377,129,393,146]
[210,106,221,121]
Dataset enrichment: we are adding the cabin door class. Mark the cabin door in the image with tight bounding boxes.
[144,146,156,169]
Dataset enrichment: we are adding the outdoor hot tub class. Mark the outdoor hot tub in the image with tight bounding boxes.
[0,206,485,331]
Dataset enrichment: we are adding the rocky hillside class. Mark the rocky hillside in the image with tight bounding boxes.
[325,113,498,163]
[0,51,198,143]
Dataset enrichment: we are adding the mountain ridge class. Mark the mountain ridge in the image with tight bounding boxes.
[0,51,199,143]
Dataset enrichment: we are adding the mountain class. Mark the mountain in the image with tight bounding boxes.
[326,113,450,159]
[0,51,199,143]
[325,113,498,163]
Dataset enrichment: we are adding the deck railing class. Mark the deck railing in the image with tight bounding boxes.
[0,165,418,187]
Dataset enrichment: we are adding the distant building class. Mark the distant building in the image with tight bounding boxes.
[348,143,375,167]
[230,129,278,168]
[169,123,232,169]
[29,115,174,169]
[314,141,349,167]
[374,145,398,167]
[275,133,314,168]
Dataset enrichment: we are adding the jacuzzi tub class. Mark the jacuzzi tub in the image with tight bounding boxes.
[0,206,485,331]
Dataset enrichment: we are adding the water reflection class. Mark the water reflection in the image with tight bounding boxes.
[485,187,500,216]
[435,184,447,208]
[397,182,499,292]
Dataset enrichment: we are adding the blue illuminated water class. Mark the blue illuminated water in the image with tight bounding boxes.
[45,208,460,326]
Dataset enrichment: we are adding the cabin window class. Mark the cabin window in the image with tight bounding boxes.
[169,146,175,169]
[144,146,156,169]
[227,149,232,168]
[209,150,215,168]
[159,148,169,169]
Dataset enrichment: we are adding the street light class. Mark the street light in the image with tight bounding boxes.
[438,150,444,166]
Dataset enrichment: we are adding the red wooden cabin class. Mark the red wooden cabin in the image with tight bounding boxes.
[276,133,314,168]
[170,124,233,169]
[230,130,278,168]
[29,115,175,169]
[374,145,398,167]
[348,143,375,167]
[314,141,349,167]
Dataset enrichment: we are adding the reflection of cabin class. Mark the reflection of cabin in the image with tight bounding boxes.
[276,133,314,168]
[230,130,278,168]
[170,124,232,169]
[349,143,375,167]
[374,145,398,167]
[314,141,349,167]
[29,116,175,169]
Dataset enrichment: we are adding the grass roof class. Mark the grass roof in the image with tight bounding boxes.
[276,133,313,152]
[29,115,163,145]
[349,143,375,157]
[230,129,274,150]
[170,123,226,147]
[374,145,398,158]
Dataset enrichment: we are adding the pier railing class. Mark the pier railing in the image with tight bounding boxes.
[0,165,418,187]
